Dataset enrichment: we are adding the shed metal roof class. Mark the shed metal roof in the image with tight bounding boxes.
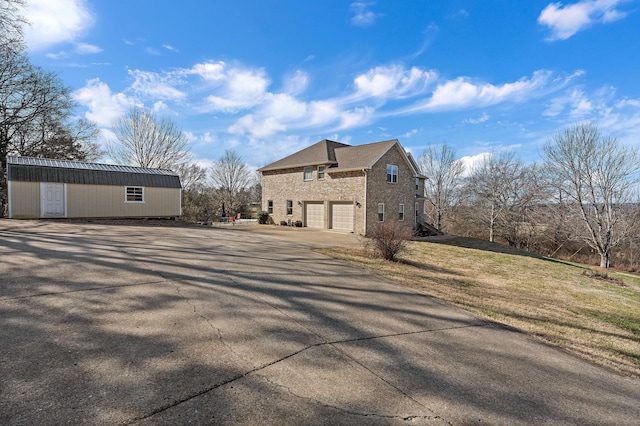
[7,156,182,188]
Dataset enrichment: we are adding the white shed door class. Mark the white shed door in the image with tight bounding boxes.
[305,202,324,228]
[331,203,354,232]
[40,183,66,218]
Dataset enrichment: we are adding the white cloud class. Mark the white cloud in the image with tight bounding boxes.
[128,69,187,100]
[464,112,490,124]
[337,106,375,130]
[205,68,270,112]
[350,2,382,26]
[408,70,553,112]
[23,0,94,50]
[402,129,420,138]
[72,78,140,126]
[45,51,69,60]
[544,88,594,117]
[538,0,632,41]
[187,61,227,81]
[458,152,492,175]
[283,70,309,96]
[353,65,437,99]
[74,42,102,54]
[615,98,640,109]
[163,44,179,53]
[228,115,286,139]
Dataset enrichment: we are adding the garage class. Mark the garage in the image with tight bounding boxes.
[305,202,325,228]
[331,202,354,232]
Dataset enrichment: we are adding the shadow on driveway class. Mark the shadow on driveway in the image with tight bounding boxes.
[1,220,638,425]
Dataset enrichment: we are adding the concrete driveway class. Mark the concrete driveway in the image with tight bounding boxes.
[1,220,638,425]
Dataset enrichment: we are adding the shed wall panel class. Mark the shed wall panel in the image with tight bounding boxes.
[8,181,40,218]
[66,185,181,218]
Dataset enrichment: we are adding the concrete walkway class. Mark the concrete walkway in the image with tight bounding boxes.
[1,220,638,425]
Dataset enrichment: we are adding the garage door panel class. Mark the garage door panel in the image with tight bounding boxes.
[331,203,353,232]
[305,203,324,228]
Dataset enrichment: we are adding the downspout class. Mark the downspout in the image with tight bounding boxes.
[362,169,367,236]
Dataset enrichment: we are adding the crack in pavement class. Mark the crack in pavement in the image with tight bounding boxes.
[0,280,168,301]
[111,244,468,424]
[256,372,449,424]
[121,323,478,425]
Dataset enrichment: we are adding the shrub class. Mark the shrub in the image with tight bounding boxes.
[294,220,303,227]
[257,210,270,225]
[365,220,413,261]
[280,220,288,226]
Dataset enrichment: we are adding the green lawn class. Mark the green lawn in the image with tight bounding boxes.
[320,237,640,379]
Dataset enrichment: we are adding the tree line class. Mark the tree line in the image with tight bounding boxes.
[419,122,640,270]
[3,1,638,270]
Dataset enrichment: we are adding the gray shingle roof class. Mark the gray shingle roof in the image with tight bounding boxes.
[7,156,182,188]
[258,139,414,174]
[257,139,349,171]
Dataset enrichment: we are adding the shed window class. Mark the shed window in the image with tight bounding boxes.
[317,165,325,180]
[386,165,398,183]
[303,167,313,181]
[125,186,144,203]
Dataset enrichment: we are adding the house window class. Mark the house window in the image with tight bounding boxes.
[378,203,384,222]
[386,165,398,183]
[267,200,273,214]
[286,200,293,215]
[317,165,325,180]
[303,167,313,181]
[416,177,419,190]
[399,203,405,221]
[125,186,144,203]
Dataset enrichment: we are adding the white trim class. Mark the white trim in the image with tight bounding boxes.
[303,167,313,181]
[386,164,398,184]
[378,203,385,222]
[124,186,145,203]
[39,182,67,218]
[7,180,12,218]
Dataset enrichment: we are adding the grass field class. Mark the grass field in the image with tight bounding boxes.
[320,237,640,379]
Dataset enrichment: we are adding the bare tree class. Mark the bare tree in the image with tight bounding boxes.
[542,122,640,268]
[108,107,190,170]
[0,0,26,54]
[175,161,207,192]
[463,151,540,244]
[209,149,254,215]
[418,142,464,232]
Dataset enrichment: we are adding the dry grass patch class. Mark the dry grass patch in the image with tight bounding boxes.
[320,237,640,378]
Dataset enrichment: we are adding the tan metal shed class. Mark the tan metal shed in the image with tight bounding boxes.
[6,156,182,219]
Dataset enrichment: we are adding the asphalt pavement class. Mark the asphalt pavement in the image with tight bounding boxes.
[1,220,638,425]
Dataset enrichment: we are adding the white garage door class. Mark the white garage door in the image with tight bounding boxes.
[331,203,354,232]
[305,202,325,228]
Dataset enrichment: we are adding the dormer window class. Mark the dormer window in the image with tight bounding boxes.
[386,165,398,183]
[303,167,313,181]
[317,165,325,180]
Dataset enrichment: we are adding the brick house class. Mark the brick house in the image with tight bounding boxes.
[258,139,425,236]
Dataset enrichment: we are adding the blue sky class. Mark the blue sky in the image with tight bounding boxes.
[21,0,640,170]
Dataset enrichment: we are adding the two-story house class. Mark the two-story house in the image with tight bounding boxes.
[258,139,425,236]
